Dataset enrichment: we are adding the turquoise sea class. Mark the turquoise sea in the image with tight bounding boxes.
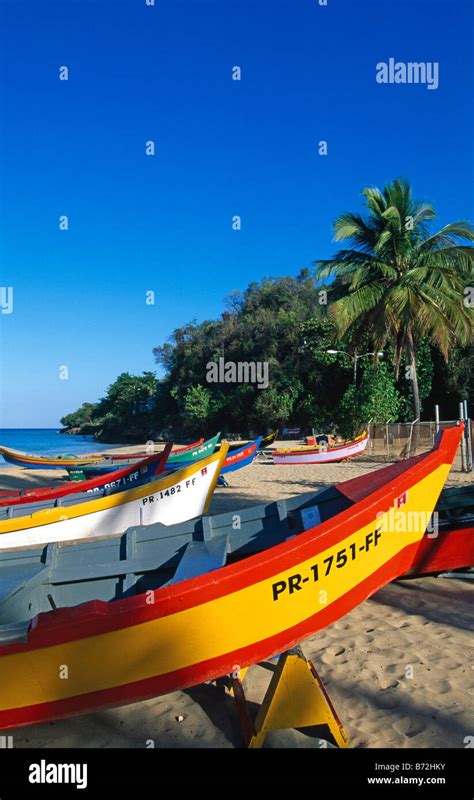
[0,429,118,465]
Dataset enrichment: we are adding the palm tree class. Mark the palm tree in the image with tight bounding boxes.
[315,178,474,421]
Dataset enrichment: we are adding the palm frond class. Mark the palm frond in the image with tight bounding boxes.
[418,221,474,252]
[328,282,386,336]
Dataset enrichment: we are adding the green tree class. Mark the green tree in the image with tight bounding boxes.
[153,273,331,434]
[336,361,402,438]
[60,402,96,429]
[315,178,474,421]
[93,372,157,422]
[396,337,433,421]
[183,385,212,432]
[92,372,158,440]
[252,386,295,429]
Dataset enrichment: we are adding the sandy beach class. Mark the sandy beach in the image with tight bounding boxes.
[0,443,472,749]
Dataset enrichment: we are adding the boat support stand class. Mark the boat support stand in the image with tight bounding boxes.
[227,647,350,748]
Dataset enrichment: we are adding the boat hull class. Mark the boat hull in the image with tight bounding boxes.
[261,431,278,447]
[0,447,104,469]
[0,448,227,550]
[0,427,461,729]
[162,437,262,476]
[106,439,204,461]
[273,436,369,464]
[405,483,474,576]
[166,434,220,465]
[0,438,212,470]
[220,437,261,474]
[406,524,474,576]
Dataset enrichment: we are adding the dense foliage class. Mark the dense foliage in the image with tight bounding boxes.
[61,372,158,442]
[337,362,403,439]
[60,402,96,432]
[151,273,336,435]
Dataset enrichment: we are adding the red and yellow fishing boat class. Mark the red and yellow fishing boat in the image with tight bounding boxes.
[0,425,462,729]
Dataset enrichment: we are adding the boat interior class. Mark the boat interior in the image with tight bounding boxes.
[0,484,352,635]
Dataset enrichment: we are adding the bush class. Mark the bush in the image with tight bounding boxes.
[336,362,402,438]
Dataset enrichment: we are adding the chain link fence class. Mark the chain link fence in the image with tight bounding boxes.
[365,420,473,471]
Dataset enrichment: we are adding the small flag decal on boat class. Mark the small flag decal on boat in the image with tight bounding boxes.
[201,467,207,475]
[396,491,408,508]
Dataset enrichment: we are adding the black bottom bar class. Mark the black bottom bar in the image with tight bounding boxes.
[0,748,472,795]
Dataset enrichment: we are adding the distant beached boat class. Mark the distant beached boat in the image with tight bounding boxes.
[0,425,462,730]
[65,433,221,479]
[259,430,278,448]
[220,436,262,474]
[0,436,214,470]
[272,432,369,464]
[166,437,262,477]
[0,445,105,469]
[213,430,277,453]
[104,438,205,461]
[0,445,174,508]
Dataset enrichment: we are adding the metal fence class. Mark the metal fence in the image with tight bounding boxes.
[365,420,473,471]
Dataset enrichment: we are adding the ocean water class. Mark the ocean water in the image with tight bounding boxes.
[0,429,118,465]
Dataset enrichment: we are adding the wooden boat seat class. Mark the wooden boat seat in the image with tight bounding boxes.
[171,536,229,584]
[0,563,49,607]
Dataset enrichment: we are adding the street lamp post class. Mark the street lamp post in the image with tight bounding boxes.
[326,349,384,385]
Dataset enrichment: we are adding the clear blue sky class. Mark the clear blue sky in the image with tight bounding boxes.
[0,0,472,427]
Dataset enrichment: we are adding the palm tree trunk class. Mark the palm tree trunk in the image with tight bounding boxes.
[394,333,404,381]
[406,328,421,453]
[406,330,421,420]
